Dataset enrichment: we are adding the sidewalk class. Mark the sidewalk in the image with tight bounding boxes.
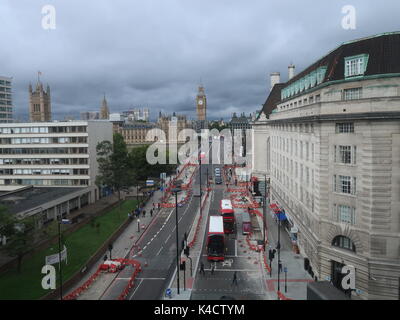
[254,205,313,300]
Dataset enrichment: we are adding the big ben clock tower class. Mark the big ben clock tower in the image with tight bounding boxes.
[196,85,207,121]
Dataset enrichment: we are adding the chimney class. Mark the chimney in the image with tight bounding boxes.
[288,64,296,80]
[270,72,281,91]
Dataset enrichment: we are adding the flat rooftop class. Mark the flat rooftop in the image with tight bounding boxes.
[0,186,86,215]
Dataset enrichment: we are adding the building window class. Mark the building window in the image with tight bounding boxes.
[345,54,369,78]
[332,236,356,252]
[335,205,356,224]
[334,175,356,195]
[336,123,354,133]
[343,87,362,100]
[334,145,356,165]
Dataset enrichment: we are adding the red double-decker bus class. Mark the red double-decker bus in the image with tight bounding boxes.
[220,199,235,234]
[207,216,225,261]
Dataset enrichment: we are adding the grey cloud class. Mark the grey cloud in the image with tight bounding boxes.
[2,0,400,121]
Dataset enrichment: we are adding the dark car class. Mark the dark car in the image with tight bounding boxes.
[215,176,222,184]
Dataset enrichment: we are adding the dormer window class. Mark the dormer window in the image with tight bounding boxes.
[345,54,369,78]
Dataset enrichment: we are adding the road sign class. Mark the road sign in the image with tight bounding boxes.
[284,267,288,273]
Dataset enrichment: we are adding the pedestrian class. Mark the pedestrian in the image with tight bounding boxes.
[150,209,153,217]
[153,202,155,208]
[142,209,146,217]
[200,262,205,276]
[103,254,108,262]
[278,260,283,273]
[232,271,238,286]
[211,263,215,275]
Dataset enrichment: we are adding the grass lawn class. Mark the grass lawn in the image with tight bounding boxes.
[0,199,138,300]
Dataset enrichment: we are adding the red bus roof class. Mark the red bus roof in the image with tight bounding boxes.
[220,199,234,212]
[208,216,224,234]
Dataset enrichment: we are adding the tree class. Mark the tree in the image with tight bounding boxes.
[128,145,177,182]
[1,212,35,273]
[0,206,15,241]
[96,133,136,200]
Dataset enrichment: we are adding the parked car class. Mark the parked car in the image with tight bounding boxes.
[215,176,222,184]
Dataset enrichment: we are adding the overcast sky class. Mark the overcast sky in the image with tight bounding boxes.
[1,0,399,121]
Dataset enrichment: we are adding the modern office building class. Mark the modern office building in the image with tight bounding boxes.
[252,32,400,299]
[0,120,113,200]
[0,76,13,123]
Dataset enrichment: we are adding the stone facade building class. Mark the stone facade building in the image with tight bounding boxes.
[252,32,400,299]
[99,95,110,120]
[114,122,157,146]
[158,112,190,145]
[29,80,51,122]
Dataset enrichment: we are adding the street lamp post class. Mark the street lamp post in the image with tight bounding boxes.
[284,266,288,293]
[277,216,281,298]
[172,188,182,295]
[198,136,202,216]
[263,174,267,251]
[57,219,63,300]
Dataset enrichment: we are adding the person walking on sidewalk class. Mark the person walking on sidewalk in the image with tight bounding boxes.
[200,262,205,276]
[150,208,153,217]
[232,271,238,286]
[142,209,146,218]
[211,263,215,275]
[278,260,283,273]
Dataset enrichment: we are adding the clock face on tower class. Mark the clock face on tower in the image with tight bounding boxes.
[198,100,203,105]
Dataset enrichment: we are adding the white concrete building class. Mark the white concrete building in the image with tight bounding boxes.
[252,32,400,299]
[0,120,113,200]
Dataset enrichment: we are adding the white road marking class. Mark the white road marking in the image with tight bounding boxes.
[166,234,171,242]
[128,279,143,300]
[156,247,163,256]
[235,240,238,257]
[136,278,166,280]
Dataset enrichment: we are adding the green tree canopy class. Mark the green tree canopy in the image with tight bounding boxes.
[96,133,136,199]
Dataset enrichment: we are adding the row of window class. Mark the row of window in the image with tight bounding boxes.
[3,179,89,186]
[272,136,315,162]
[271,123,314,133]
[0,168,89,175]
[1,137,88,145]
[0,126,87,134]
[0,147,88,155]
[279,94,321,111]
[281,66,328,100]
[0,87,11,92]
[0,80,11,86]
[0,158,88,165]
[0,100,12,106]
